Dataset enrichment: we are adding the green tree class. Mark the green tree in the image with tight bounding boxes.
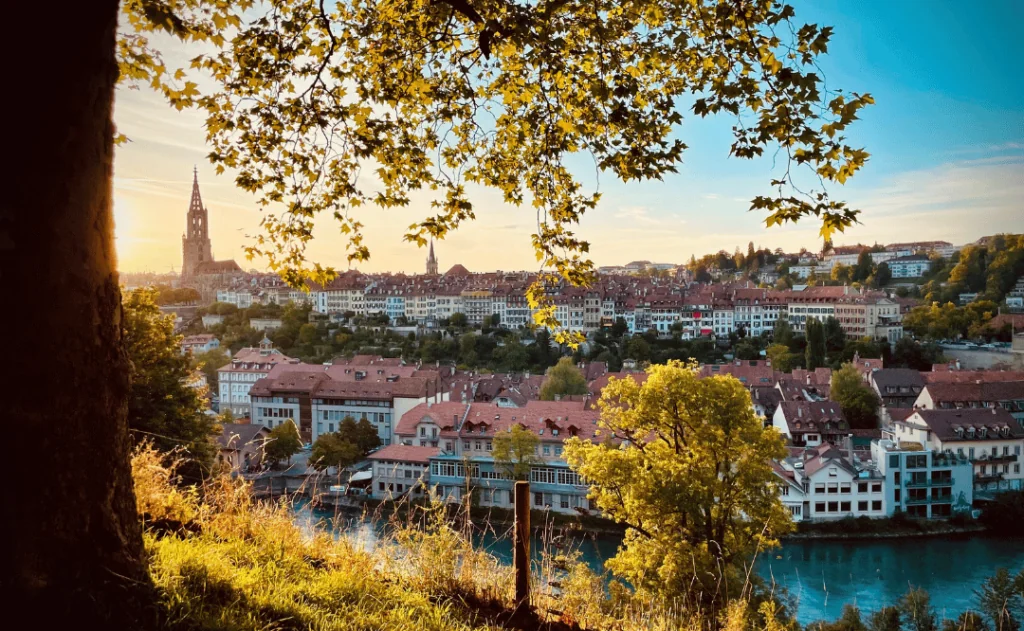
[831,363,880,429]
[890,338,946,371]
[610,317,629,338]
[309,433,362,471]
[265,419,302,465]
[735,339,761,360]
[564,361,792,608]
[449,313,468,329]
[766,344,797,372]
[298,322,318,345]
[806,317,827,370]
[976,567,1023,631]
[869,607,904,631]
[853,250,873,282]
[773,317,795,347]
[624,336,652,362]
[192,346,231,387]
[492,424,540,480]
[900,587,937,631]
[123,289,219,481]
[539,357,589,400]
[824,315,846,355]
[831,263,853,284]
[493,338,530,372]
[941,612,990,631]
[811,605,869,631]
[874,262,893,287]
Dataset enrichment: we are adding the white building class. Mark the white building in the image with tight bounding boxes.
[369,444,438,500]
[249,318,283,331]
[181,333,220,354]
[871,439,974,519]
[216,338,296,417]
[887,255,931,279]
[772,443,886,522]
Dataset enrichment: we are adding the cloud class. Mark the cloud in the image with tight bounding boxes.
[613,206,662,224]
[702,193,720,200]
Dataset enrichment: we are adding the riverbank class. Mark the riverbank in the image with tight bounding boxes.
[787,514,986,540]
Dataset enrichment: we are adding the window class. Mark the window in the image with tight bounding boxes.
[828,502,839,512]
[789,506,802,517]
[1005,446,1011,456]
[815,502,826,513]
[814,484,826,493]
[969,447,975,459]
[889,454,900,468]
[894,472,901,484]
[560,496,570,509]
[895,488,901,502]
[858,482,868,493]
[534,492,543,507]
[462,441,470,451]
[1016,465,1020,474]
[486,442,492,451]
[827,483,839,494]
[872,500,882,511]
[780,486,789,496]
[543,446,551,456]
[379,482,385,491]
[475,441,482,451]
[840,483,851,494]
[405,470,413,479]
[858,501,868,511]
[841,501,851,512]
[420,427,426,437]
[871,483,882,493]
[555,446,563,457]
[531,468,557,484]
[444,441,452,452]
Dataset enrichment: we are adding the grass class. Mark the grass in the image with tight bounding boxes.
[131,444,793,631]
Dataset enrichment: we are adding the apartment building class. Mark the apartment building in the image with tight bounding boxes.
[369,444,438,500]
[914,381,1024,422]
[871,439,973,519]
[216,338,297,417]
[772,443,886,522]
[772,401,849,447]
[889,408,1024,492]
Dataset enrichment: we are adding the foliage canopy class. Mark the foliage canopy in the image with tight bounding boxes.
[120,0,871,341]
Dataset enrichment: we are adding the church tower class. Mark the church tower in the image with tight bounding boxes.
[426,239,438,275]
[181,167,214,279]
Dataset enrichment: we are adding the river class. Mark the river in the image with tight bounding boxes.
[294,502,1024,624]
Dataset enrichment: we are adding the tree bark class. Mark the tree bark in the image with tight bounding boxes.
[2,0,152,625]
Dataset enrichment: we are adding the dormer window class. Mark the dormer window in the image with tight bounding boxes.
[1003,426,1011,437]
[979,428,988,439]
[967,427,975,438]
[955,427,964,438]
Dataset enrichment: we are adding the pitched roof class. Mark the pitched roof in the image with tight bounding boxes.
[871,369,926,390]
[368,444,440,464]
[911,408,1024,441]
[922,370,1024,384]
[217,423,270,451]
[922,381,1024,403]
[777,401,848,435]
[700,360,778,386]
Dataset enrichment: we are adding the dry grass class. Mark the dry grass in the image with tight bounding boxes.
[132,444,790,631]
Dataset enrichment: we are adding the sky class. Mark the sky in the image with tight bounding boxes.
[112,0,1024,275]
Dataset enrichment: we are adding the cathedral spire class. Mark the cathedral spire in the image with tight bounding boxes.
[182,167,214,278]
[426,238,438,275]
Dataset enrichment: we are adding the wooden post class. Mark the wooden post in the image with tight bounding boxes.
[514,480,530,608]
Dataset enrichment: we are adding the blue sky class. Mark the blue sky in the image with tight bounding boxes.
[112,1,1024,273]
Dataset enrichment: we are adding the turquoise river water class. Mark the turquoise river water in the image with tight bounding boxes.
[294,502,1024,624]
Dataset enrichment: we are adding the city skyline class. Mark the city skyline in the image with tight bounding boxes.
[112,0,1024,274]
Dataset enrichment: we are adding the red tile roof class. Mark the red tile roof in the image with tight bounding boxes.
[368,444,440,464]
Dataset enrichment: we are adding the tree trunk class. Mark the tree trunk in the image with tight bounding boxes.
[2,0,152,625]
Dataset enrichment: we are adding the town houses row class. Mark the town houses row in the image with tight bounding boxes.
[214,269,906,343]
[215,342,1024,521]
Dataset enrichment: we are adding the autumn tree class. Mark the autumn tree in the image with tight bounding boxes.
[539,357,589,400]
[11,0,871,620]
[265,419,303,465]
[831,363,880,429]
[564,361,792,610]
[766,343,798,372]
[192,345,231,387]
[310,433,362,471]
[492,424,541,480]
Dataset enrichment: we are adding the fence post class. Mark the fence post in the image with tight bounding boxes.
[514,480,530,608]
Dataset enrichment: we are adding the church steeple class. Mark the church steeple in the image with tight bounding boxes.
[182,167,214,278]
[426,239,438,275]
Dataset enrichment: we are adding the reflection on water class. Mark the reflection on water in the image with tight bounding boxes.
[293,501,1024,623]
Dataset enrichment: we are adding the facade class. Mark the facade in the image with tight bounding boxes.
[250,361,448,444]
[773,443,886,522]
[216,338,296,417]
[181,333,220,354]
[871,439,973,519]
[772,401,849,447]
[249,318,284,331]
[891,408,1024,492]
[369,444,438,500]
[395,401,602,515]
[870,369,925,408]
[888,255,931,278]
[181,169,242,288]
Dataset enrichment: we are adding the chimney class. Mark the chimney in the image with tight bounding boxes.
[798,407,803,418]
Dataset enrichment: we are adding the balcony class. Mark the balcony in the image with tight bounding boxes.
[975,473,1005,484]
[975,454,1018,465]
[905,495,952,505]
[905,478,955,488]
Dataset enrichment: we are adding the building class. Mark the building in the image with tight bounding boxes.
[890,408,1024,492]
[250,361,448,444]
[180,333,220,354]
[369,444,438,500]
[772,442,886,522]
[180,168,242,290]
[216,423,271,473]
[426,240,438,275]
[913,380,1024,422]
[216,338,297,417]
[772,401,849,447]
[870,369,925,408]
[249,318,284,331]
[395,401,602,515]
[871,439,973,519]
[887,255,931,279]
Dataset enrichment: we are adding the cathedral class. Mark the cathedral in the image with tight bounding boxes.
[181,168,241,289]
[426,239,438,275]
